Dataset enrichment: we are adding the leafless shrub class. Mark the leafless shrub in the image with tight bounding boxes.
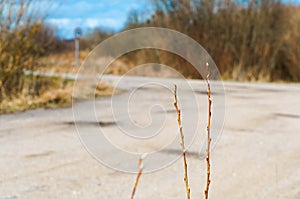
[0,0,56,101]
[124,0,300,81]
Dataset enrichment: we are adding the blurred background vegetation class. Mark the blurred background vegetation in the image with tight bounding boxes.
[0,0,300,113]
[125,0,300,81]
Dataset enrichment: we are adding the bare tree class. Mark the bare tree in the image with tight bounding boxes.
[0,0,55,100]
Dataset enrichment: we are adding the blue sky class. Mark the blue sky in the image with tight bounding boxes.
[46,0,300,39]
[46,0,152,39]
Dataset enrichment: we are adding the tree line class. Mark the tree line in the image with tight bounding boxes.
[125,0,300,81]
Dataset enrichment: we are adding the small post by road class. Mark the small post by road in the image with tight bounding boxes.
[74,27,82,67]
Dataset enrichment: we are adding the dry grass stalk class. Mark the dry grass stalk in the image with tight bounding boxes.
[173,84,191,199]
[204,63,212,199]
[131,154,145,199]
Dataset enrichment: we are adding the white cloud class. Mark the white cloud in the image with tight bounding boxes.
[47,17,123,29]
[99,18,124,28]
[46,17,125,38]
[47,18,73,27]
[85,18,101,28]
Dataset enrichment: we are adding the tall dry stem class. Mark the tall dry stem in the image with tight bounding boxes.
[131,154,145,199]
[173,84,191,199]
[204,63,212,199]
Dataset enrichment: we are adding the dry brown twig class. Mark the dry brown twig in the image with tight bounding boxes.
[204,62,212,199]
[173,84,191,199]
[131,154,146,199]
[130,65,212,199]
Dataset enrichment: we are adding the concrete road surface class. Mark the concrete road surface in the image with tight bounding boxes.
[0,76,300,199]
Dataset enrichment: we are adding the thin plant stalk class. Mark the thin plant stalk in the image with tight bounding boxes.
[204,63,212,199]
[131,154,145,199]
[173,84,191,199]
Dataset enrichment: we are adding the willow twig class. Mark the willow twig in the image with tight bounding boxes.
[173,84,191,199]
[204,63,212,199]
[131,154,146,199]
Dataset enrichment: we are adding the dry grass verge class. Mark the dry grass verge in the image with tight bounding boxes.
[37,51,90,74]
[0,76,113,114]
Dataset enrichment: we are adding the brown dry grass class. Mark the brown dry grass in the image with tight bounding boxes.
[0,83,73,114]
[38,50,131,76]
[0,77,113,114]
[37,50,90,73]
